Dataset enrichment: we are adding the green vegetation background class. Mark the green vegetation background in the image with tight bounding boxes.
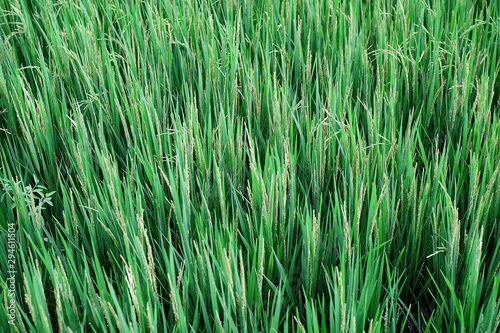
[1,0,499,331]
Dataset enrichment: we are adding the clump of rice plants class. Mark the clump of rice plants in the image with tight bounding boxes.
[1,0,499,332]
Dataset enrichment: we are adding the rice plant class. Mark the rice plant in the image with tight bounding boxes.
[1,0,499,332]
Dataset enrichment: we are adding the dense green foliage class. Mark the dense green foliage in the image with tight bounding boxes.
[1,0,500,331]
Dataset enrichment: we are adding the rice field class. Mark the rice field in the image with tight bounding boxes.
[1,0,500,332]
